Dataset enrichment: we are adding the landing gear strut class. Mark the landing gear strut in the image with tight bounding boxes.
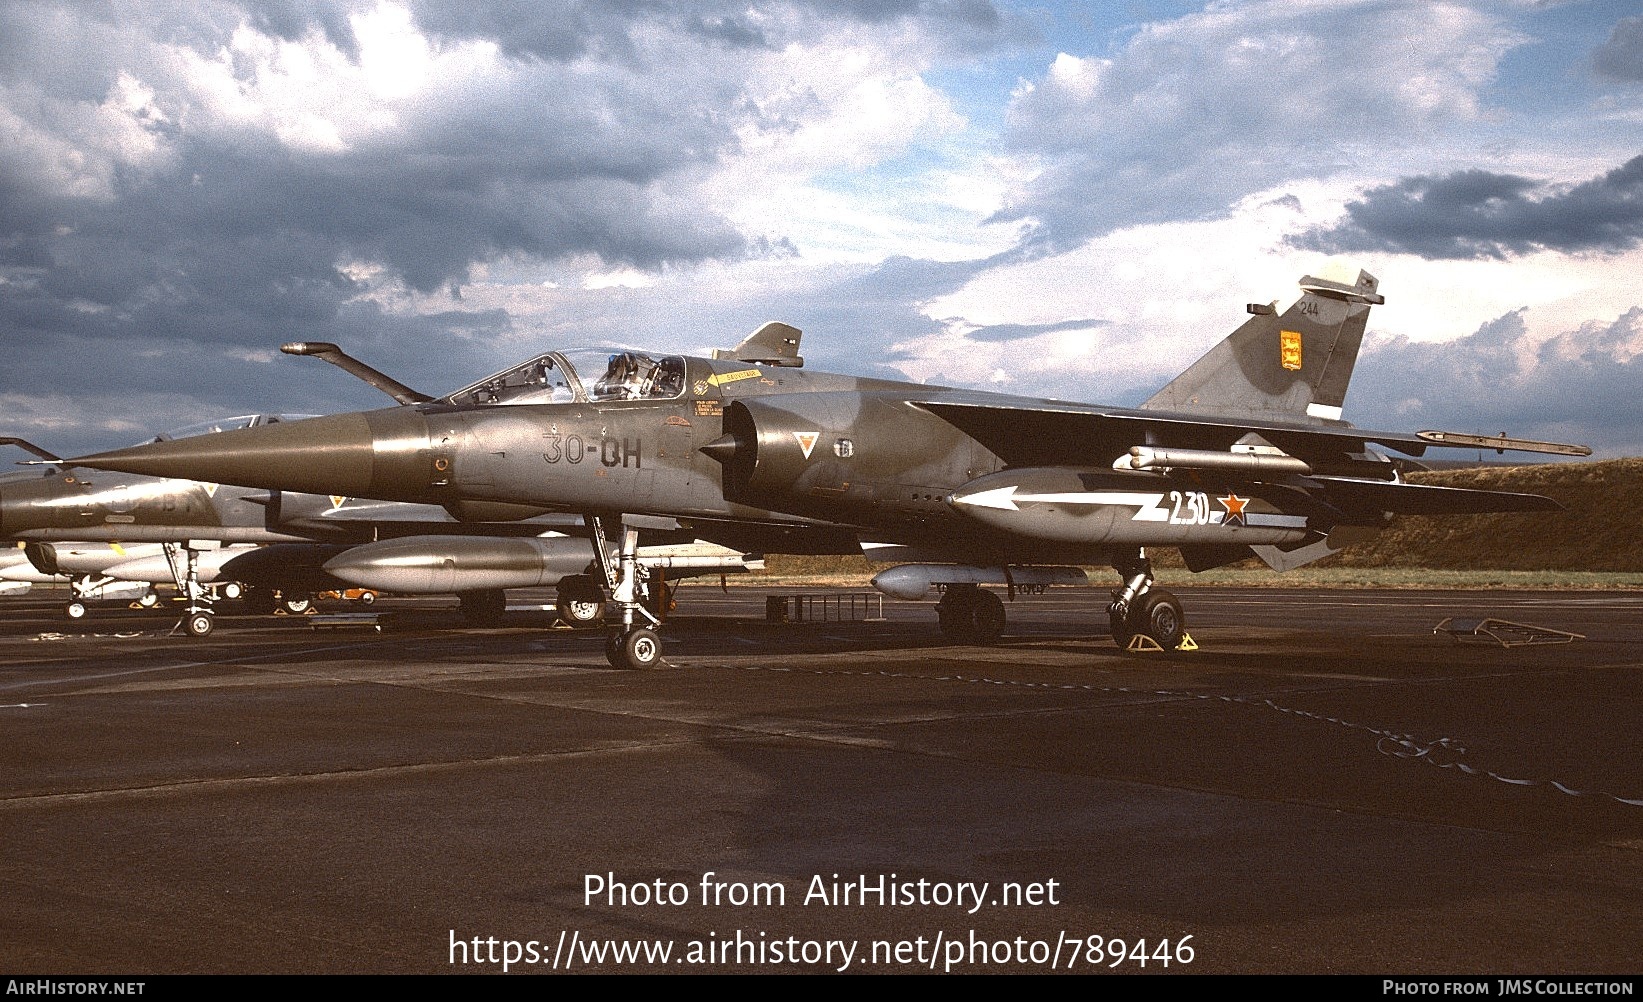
[161,543,216,638]
[587,514,663,669]
[1108,548,1186,650]
[936,584,1006,644]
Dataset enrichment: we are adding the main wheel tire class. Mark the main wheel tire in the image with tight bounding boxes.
[611,628,662,670]
[66,601,87,619]
[935,587,1006,645]
[556,576,605,628]
[968,589,1006,645]
[243,588,278,616]
[458,589,507,627]
[185,612,215,637]
[936,586,975,641]
[1130,589,1185,650]
[281,593,313,615]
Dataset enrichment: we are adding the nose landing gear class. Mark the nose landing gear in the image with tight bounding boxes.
[587,514,666,670]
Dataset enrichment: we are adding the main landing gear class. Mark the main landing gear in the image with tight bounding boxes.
[586,514,663,670]
[555,574,606,628]
[1107,548,1187,651]
[936,584,1006,645]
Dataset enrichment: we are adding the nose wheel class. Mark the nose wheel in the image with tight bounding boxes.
[605,627,662,669]
[185,611,215,637]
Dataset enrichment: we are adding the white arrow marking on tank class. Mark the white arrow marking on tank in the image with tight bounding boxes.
[953,487,1169,521]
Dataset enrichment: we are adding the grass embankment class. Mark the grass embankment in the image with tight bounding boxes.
[713,459,1643,590]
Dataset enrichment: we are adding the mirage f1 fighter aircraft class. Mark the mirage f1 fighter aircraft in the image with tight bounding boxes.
[67,266,1588,666]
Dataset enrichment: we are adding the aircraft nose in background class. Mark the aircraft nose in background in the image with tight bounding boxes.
[0,470,77,538]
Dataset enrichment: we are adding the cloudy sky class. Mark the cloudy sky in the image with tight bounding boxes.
[3,0,1641,458]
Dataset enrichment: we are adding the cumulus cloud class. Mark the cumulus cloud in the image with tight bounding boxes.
[1292,154,1643,259]
[1593,14,1643,83]
[994,0,1524,251]
[2,0,1640,467]
[0,0,760,409]
[1346,307,1643,456]
[407,0,1006,63]
[0,0,1015,450]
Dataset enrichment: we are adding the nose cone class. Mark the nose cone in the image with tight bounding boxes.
[68,411,418,499]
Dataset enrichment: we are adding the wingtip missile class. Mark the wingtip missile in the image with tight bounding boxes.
[1416,430,1593,457]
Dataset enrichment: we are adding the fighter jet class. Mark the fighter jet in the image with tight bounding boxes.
[5,426,755,634]
[67,266,1588,665]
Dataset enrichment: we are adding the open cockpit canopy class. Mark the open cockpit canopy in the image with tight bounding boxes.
[440,349,686,406]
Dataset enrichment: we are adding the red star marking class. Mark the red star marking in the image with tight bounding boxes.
[1219,493,1249,525]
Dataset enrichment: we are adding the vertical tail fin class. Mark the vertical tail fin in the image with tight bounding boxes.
[1142,265,1382,423]
[713,321,805,367]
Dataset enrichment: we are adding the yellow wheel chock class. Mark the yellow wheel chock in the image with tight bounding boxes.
[1125,632,1197,653]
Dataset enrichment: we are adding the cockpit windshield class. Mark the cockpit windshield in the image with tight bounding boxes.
[559,349,686,402]
[146,414,319,444]
[441,353,577,407]
[441,349,687,406]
